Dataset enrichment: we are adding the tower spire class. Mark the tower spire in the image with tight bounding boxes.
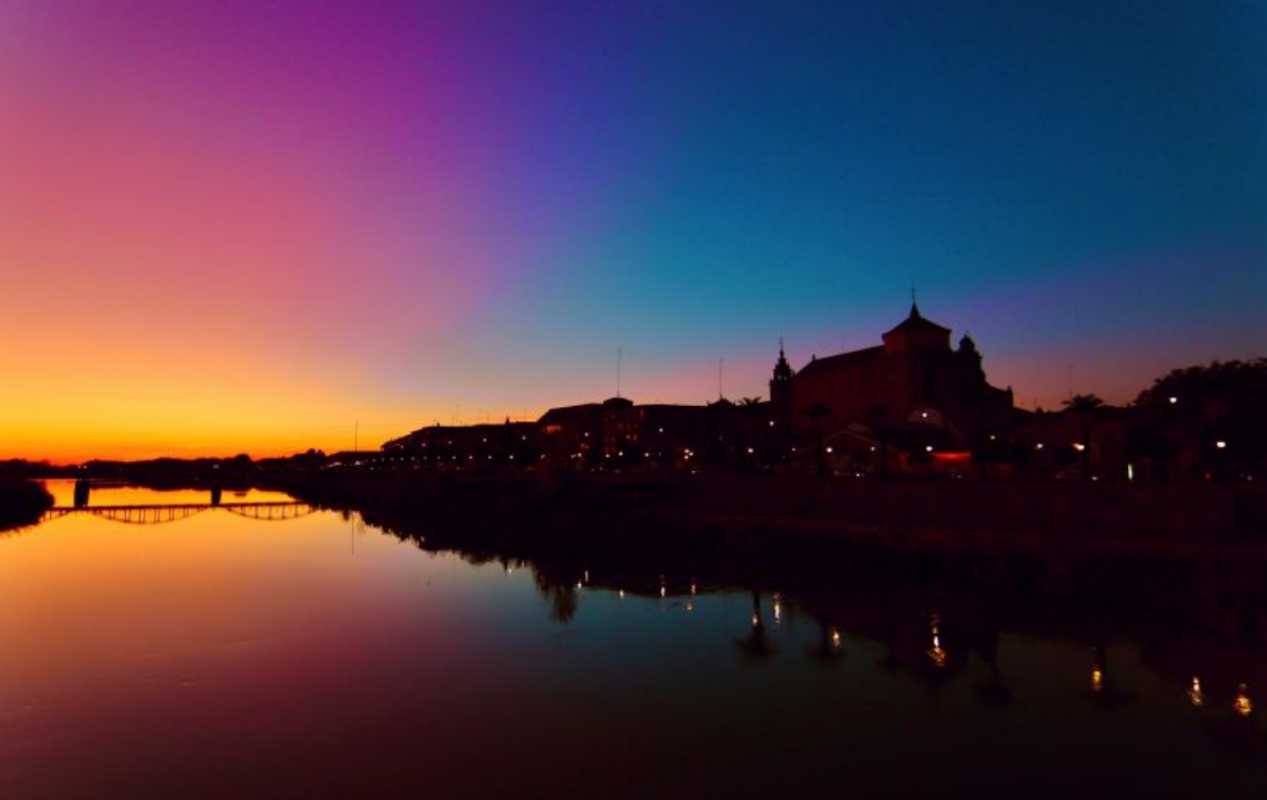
[910,286,920,318]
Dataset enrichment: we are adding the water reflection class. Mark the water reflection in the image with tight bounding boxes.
[1235,683,1253,718]
[1189,676,1205,708]
[7,482,1267,796]
[737,590,776,661]
[927,612,947,669]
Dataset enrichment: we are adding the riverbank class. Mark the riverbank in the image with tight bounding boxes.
[275,470,1267,553]
[0,480,54,530]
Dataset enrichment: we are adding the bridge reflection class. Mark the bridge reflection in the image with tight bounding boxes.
[42,501,314,525]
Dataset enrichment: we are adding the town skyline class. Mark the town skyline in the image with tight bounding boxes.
[4,1,1263,461]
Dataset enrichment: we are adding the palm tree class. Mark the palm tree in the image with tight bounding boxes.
[1063,394,1104,480]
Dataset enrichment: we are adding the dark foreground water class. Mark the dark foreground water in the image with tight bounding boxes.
[3,481,1267,797]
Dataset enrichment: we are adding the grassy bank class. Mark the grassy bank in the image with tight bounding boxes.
[0,480,54,530]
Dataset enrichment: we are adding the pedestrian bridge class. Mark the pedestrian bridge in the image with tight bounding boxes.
[42,501,315,525]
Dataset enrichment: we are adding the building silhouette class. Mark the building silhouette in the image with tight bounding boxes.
[773,303,1014,454]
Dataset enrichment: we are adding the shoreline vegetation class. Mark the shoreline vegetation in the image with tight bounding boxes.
[0,480,53,531]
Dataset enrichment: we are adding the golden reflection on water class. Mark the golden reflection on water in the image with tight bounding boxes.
[928,612,946,668]
[1235,683,1253,718]
[1188,676,1204,708]
[39,479,293,508]
[6,491,1267,797]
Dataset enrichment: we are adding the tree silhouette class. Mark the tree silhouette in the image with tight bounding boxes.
[1063,394,1104,479]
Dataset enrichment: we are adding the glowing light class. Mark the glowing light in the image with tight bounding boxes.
[927,613,946,667]
[1036,442,1044,450]
[746,447,754,454]
[1235,683,1253,717]
[1127,463,1134,481]
[768,420,775,427]
[751,612,760,627]
[1188,676,1204,708]
[928,637,946,668]
[1169,396,1178,405]
[924,445,933,453]
[618,590,625,599]
[825,446,833,454]
[1216,440,1227,449]
[1091,668,1103,693]
[1073,442,1086,452]
[831,628,842,649]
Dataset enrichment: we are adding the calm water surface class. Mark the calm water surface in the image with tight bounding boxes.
[3,481,1267,797]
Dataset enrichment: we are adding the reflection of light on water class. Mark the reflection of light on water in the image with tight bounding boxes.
[618,590,625,599]
[831,628,842,649]
[686,598,694,612]
[928,635,946,668]
[772,593,782,625]
[751,612,760,628]
[1235,683,1253,718]
[1090,668,1103,693]
[927,613,946,667]
[583,570,589,584]
[1188,676,1204,708]
[659,576,666,598]
[575,581,583,589]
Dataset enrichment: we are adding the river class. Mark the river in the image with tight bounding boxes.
[2,480,1265,797]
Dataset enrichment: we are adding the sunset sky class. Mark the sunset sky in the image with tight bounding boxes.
[2,1,1263,461]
